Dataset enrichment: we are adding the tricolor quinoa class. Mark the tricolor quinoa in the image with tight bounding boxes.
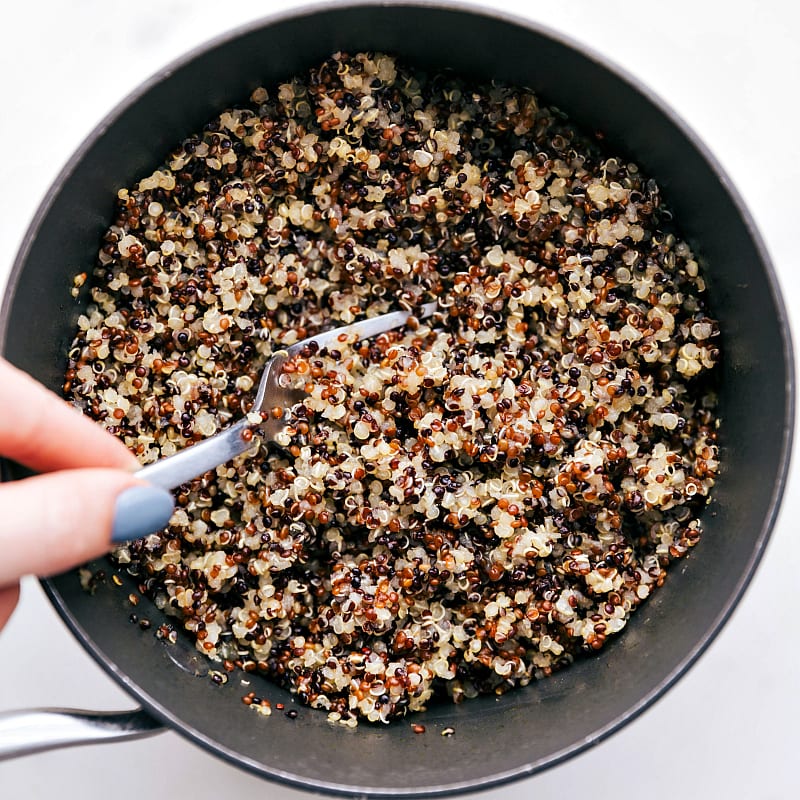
[65,52,719,725]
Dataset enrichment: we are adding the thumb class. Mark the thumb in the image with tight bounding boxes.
[0,469,174,586]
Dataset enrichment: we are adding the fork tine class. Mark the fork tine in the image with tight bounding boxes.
[286,300,438,357]
[253,301,438,438]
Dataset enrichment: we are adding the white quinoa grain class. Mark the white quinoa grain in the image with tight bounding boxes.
[66,52,720,727]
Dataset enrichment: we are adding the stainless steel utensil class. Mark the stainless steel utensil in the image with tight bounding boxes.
[135,301,438,491]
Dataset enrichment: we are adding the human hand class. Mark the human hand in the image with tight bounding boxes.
[0,358,174,630]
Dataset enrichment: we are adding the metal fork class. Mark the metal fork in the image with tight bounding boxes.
[135,302,438,491]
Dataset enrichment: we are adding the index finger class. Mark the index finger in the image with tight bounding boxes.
[0,358,138,473]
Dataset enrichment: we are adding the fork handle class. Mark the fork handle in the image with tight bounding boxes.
[134,418,253,491]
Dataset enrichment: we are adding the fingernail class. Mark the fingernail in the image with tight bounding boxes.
[112,484,174,543]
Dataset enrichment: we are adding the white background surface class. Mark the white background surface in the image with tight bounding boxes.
[0,1,797,798]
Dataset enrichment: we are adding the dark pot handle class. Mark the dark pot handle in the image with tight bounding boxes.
[0,708,163,760]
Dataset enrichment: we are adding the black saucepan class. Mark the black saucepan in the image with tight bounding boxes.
[0,2,793,796]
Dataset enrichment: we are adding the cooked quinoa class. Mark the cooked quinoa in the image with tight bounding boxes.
[64,52,720,725]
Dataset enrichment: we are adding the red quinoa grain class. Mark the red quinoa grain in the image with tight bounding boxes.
[67,52,719,727]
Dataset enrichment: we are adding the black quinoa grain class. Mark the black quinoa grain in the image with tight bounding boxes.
[68,51,719,728]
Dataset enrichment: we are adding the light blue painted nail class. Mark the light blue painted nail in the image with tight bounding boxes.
[112,485,175,543]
